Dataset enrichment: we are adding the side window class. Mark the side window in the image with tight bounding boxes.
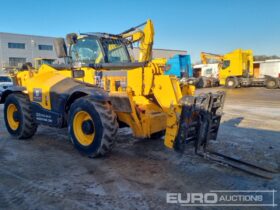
[205,68,212,74]
[71,38,104,64]
[222,60,230,69]
[108,45,129,63]
[102,40,130,63]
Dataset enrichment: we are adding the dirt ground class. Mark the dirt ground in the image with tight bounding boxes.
[0,87,279,210]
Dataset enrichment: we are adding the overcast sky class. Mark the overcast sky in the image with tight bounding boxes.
[0,0,279,62]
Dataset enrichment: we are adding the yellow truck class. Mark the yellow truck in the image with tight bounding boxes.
[201,49,279,88]
[201,49,254,88]
[219,49,254,88]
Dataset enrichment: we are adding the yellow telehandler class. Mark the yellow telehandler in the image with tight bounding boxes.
[1,20,276,178]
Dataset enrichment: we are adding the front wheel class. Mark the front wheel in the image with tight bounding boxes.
[225,77,238,88]
[68,97,118,157]
[4,93,37,139]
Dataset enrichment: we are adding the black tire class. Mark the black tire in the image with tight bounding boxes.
[4,93,37,139]
[265,78,279,89]
[226,77,238,88]
[212,78,219,87]
[68,96,118,157]
[202,77,210,88]
[197,77,208,88]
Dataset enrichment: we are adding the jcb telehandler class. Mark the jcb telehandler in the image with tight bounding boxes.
[1,20,276,178]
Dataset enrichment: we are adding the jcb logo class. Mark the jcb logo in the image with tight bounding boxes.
[33,88,42,102]
[35,90,40,97]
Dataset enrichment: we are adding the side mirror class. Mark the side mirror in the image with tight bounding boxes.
[66,33,78,45]
[72,70,85,78]
[54,38,67,58]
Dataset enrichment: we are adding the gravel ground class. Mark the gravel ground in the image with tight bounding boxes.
[0,87,279,210]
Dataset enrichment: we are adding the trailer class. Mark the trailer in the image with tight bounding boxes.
[164,54,193,78]
[233,60,280,89]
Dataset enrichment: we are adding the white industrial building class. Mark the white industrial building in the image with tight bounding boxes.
[0,32,58,68]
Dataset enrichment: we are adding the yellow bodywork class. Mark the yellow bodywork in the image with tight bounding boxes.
[15,60,195,149]
[16,65,69,110]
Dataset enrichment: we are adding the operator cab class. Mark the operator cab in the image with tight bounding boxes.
[69,33,133,65]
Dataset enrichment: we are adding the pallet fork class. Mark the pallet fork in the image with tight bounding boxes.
[174,91,277,179]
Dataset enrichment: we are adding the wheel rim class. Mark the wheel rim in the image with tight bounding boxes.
[73,111,95,146]
[268,81,275,87]
[7,104,19,130]
[228,80,234,86]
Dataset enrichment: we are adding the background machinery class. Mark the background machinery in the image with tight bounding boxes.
[202,49,279,88]
[164,54,193,78]
[199,52,223,88]
[258,60,280,89]
[217,49,254,88]
[0,73,13,97]
[163,54,216,89]
[201,49,253,88]
[193,63,219,82]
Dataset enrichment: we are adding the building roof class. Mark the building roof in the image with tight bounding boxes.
[0,32,57,39]
[134,47,186,53]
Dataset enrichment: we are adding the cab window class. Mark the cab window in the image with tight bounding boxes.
[205,68,212,74]
[71,38,104,64]
[222,60,230,69]
[101,39,130,63]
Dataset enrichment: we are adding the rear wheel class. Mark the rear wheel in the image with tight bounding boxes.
[226,77,238,88]
[68,96,118,157]
[4,93,37,139]
[197,77,209,88]
[265,78,278,89]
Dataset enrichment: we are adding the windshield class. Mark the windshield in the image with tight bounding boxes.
[71,37,104,64]
[0,76,12,83]
[71,37,130,64]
